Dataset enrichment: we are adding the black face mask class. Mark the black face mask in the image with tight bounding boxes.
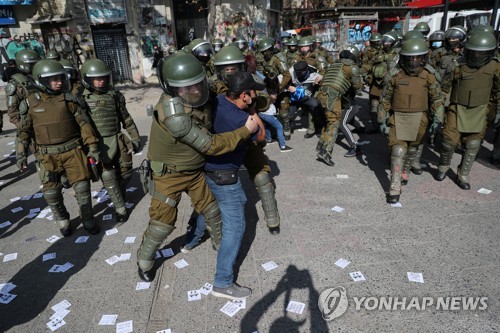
[296,69,309,82]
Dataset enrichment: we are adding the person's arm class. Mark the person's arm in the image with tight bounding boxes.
[116,92,141,152]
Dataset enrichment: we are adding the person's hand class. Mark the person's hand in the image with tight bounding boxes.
[269,94,277,103]
[245,115,258,133]
[132,139,142,153]
[16,156,27,171]
[288,86,296,93]
[314,77,322,85]
[87,145,101,164]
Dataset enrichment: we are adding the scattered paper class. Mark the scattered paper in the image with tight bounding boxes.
[0,221,12,229]
[75,236,89,244]
[6,141,15,146]
[199,283,213,295]
[334,258,351,269]
[46,315,66,331]
[0,292,16,304]
[331,206,344,212]
[49,265,63,273]
[30,208,41,213]
[261,261,278,271]
[21,195,32,200]
[99,314,118,325]
[286,301,305,314]
[349,271,366,282]
[59,262,73,272]
[391,202,403,208]
[336,174,349,179]
[46,215,54,221]
[187,290,201,301]
[25,213,37,219]
[43,253,56,261]
[136,282,151,290]
[47,235,60,243]
[134,152,143,156]
[50,308,70,320]
[37,208,52,219]
[124,236,136,244]
[0,282,16,294]
[407,272,424,283]
[119,253,131,261]
[3,253,17,262]
[105,256,121,266]
[174,259,189,269]
[220,301,241,317]
[11,207,23,213]
[9,197,20,202]
[51,299,71,312]
[102,214,113,221]
[125,203,134,209]
[477,188,492,194]
[160,248,174,257]
[357,141,370,145]
[33,193,43,199]
[156,329,172,333]
[116,320,133,333]
[126,187,138,192]
[232,298,246,309]
[105,228,118,236]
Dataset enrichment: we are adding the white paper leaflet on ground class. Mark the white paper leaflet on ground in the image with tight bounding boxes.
[124,236,136,244]
[391,202,403,208]
[46,315,66,331]
[349,271,366,282]
[51,299,71,312]
[0,221,12,228]
[407,272,424,283]
[126,187,138,192]
[105,255,121,265]
[102,214,113,221]
[50,308,70,320]
[337,174,349,179]
[43,253,56,261]
[232,298,246,309]
[156,329,172,333]
[331,206,344,212]
[106,228,119,236]
[161,248,174,257]
[75,236,89,243]
[11,207,23,213]
[99,314,118,325]
[187,290,201,301]
[136,282,151,290]
[286,300,305,314]
[477,188,492,194]
[261,261,278,271]
[0,282,16,294]
[174,259,189,269]
[3,253,17,262]
[47,235,60,243]
[334,258,351,269]
[119,253,131,261]
[199,283,213,295]
[49,262,73,273]
[220,301,241,317]
[116,320,133,333]
[0,292,17,304]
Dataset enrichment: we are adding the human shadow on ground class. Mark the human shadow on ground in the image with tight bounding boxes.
[240,265,329,333]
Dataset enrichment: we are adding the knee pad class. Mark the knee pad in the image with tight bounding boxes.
[43,188,63,203]
[254,171,270,187]
[101,169,117,182]
[391,145,406,158]
[465,139,481,151]
[202,201,220,220]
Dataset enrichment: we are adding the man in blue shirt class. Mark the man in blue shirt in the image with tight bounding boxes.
[207,72,264,300]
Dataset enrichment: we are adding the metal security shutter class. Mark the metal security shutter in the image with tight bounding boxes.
[92,27,132,82]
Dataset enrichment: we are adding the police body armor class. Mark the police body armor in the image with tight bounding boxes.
[286,51,298,67]
[83,90,121,137]
[147,95,211,172]
[27,93,80,145]
[391,70,429,113]
[321,61,351,96]
[439,53,461,93]
[450,61,496,107]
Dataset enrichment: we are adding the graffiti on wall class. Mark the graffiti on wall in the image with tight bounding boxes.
[0,32,46,64]
[313,20,339,52]
[348,21,376,52]
[141,33,160,58]
[214,9,269,45]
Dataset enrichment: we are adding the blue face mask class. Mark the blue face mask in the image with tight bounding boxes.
[432,41,443,48]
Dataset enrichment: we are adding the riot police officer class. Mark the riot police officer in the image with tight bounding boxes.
[257,36,292,139]
[414,22,430,39]
[428,30,446,68]
[16,60,100,236]
[379,38,444,203]
[187,38,215,77]
[80,59,141,221]
[285,36,299,68]
[212,38,223,53]
[59,59,80,94]
[235,35,252,56]
[316,47,363,166]
[136,53,258,281]
[46,49,61,61]
[6,49,41,128]
[436,31,499,189]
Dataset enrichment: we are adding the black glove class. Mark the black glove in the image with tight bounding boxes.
[87,145,101,164]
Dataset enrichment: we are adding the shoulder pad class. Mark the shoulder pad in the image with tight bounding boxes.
[351,64,360,76]
[162,96,185,118]
[275,52,286,64]
[424,64,435,74]
[339,58,354,65]
[5,82,17,96]
[373,54,385,64]
[11,73,28,85]
[317,55,327,63]
[65,92,83,106]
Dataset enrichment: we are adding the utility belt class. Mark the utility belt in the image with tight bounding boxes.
[138,159,178,208]
[206,169,239,185]
[38,137,81,155]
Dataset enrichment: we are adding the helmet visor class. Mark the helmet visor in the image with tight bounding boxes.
[236,41,247,51]
[192,44,214,64]
[39,73,70,93]
[84,74,113,92]
[216,63,245,83]
[173,78,209,107]
[464,48,495,68]
[400,54,427,74]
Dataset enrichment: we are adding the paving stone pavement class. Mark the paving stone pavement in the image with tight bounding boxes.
[0,83,499,333]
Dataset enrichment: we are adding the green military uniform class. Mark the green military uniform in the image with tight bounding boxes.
[436,31,500,189]
[380,38,444,203]
[257,36,292,139]
[137,53,255,282]
[80,59,141,222]
[17,59,100,236]
[316,57,363,166]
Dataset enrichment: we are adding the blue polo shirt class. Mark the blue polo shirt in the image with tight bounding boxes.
[205,94,256,171]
